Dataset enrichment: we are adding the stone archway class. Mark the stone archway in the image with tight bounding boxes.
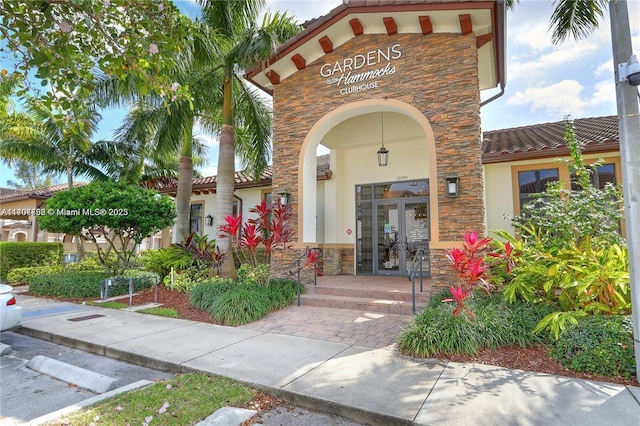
[298,98,439,247]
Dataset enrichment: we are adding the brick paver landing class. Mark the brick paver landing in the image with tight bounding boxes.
[240,304,411,349]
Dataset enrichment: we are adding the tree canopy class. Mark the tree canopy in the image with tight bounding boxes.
[0,0,194,113]
[39,181,176,274]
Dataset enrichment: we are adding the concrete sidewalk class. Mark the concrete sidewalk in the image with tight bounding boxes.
[15,294,640,426]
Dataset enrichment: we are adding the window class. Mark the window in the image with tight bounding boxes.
[571,163,617,190]
[262,189,273,205]
[517,168,559,210]
[190,203,203,235]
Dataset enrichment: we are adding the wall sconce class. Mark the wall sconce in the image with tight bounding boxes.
[377,112,389,167]
[205,214,214,226]
[25,220,32,229]
[444,173,459,198]
[278,189,290,206]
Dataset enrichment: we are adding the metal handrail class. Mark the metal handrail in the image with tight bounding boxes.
[100,274,158,307]
[408,247,428,314]
[286,248,323,306]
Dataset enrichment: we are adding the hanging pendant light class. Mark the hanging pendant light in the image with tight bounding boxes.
[377,112,389,167]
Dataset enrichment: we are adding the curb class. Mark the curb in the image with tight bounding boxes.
[18,325,415,426]
[24,380,153,426]
[27,355,118,394]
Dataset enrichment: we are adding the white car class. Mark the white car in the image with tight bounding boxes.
[0,284,22,332]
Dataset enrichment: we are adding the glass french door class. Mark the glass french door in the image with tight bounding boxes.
[373,199,429,276]
[356,180,430,276]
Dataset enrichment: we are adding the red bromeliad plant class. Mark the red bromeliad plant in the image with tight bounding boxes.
[303,247,324,276]
[444,231,493,318]
[220,200,294,268]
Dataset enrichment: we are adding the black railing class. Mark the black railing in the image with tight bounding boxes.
[407,245,430,314]
[100,274,158,308]
[287,248,323,306]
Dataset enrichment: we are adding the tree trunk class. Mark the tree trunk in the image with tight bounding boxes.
[216,73,237,278]
[175,156,194,243]
[174,119,194,244]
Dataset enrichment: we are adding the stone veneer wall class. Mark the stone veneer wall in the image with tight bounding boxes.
[270,33,485,288]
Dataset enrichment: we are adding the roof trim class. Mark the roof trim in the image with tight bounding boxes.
[246,0,505,94]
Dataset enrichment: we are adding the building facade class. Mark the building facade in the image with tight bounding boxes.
[245,0,506,286]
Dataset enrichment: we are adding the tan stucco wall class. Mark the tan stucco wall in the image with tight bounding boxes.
[484,152,623,237]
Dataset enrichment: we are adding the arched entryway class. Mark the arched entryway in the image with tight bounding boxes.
[298,99,438,276]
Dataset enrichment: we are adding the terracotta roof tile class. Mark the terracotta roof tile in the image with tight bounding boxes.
[0,182,87,202]
[482,116,619,164]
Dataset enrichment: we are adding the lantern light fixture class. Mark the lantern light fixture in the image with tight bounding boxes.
[444,173,459,198]
[278,189,290,206]
[205,214,214,226]
[377,112,389,167]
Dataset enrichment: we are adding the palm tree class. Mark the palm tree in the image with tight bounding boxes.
[197,0,301,276]
[0,99,103,189]
[86,107,207,186]
[90,20,217,243]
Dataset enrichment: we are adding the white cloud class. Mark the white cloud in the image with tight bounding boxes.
[590,79,616,109]
[509,41,599,81]
[507,78,615,118]
[512,22,555,52]
[199,166,217,177]
[595,59,613,77]
[507,80,585,116]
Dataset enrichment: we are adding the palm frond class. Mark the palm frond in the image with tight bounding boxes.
[233,76,271,179]
[549,0,607,44]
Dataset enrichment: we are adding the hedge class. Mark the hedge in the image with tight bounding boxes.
[189,278,298,326]
[29,270,157,299]
[0,242,64,280]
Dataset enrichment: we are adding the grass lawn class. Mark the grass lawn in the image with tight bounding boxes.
[46,373,256,426]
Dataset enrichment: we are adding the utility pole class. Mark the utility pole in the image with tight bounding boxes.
[609,0,640,382]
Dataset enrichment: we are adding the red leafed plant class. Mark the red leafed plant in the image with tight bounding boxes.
[444,231,493,318]
[219,200,294,268]
[303,247,324,276]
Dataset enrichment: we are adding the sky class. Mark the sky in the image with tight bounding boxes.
[3,0,639,186]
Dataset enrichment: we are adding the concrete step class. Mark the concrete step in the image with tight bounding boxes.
[305,285,431,304]
[299,293,428,315]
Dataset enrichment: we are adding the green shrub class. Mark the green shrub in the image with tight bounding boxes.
[6,255,114,285]
[237,263,271,287]
[29,270,157,298]
[163,267,209,293]
[29,271,111,298]
[208,284,271,326]
[550,315,636,378]
[188,278,298,325]
[68,252,128,272]
[189,278,238,312]
[266,278,298,309]
[398,293,552,357]
[0,242,63,280]
[140,247,191,280]
[6,266,63,285]
[122,269,159,285]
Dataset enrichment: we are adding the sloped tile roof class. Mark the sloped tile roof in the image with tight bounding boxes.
[0,182,87,202]
[156,155,333,195]
[482,116,619,164]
